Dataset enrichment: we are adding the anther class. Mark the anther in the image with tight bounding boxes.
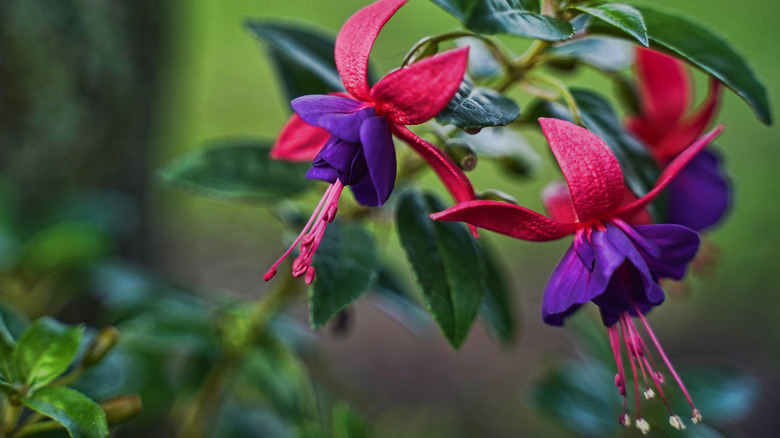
[619,413,631,426]
[305,266,316,285]
[643,388,655,400]
[692,409,703,424]
[669,415,686,430]
[325,204,339,223]
[635,418,650,435]
[263,268,277,281]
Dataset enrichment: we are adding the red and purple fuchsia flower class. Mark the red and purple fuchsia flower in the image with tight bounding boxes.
[432,118,723,434]
[264,0,475,283]
[627,48,729,231]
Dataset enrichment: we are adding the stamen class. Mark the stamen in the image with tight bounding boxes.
[264,180,344,282]
[619,316,642,421]
[619,413,631,427]
[669,415,686,430]
[635,418,650,435]
[692,409,703,424]
[634,305,698,414]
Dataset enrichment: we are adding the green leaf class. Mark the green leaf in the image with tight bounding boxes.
[396,189,484,349]
[246,21,343,103]
[332,401,371,438]
[22,223,109,272]
[15,317,84,387]
[478,244,517,345]
[431,0,574,41]
[529,358,620,437]
[590,5,771,125]
[548,36,634,72]
[310,221,378,328]
[571,3,648,46]
[21,386,109,438]
[161,138,313,202]
[436,77,520,131]
[370,268,431,333]
[677,365,759,425]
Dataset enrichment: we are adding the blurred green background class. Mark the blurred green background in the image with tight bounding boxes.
[2,0,779,436]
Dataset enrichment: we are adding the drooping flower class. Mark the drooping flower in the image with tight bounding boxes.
[265,0,475,283]
[626,48,729,231]
[432,118,723,432]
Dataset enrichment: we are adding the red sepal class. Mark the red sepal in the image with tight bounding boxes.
[431,201,576,242]
[616,125,724,219]
[636,48,690,125]
[271,114,330,161]
[335,0,407,102]
[370,48,469,125]
[539,118,624,223]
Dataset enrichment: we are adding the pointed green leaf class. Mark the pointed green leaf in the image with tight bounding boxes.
[478,244,517,345]
[436,77,520,131]
[590,5,771,125]
[22,386,109,438]
[396,189,484,349]
[571,3,648,46]
[549,37,634,72]
[431,0,574,41]
[310,221,378,328]
[15,317,83,388]
[246,21,343,103]
[161,139,313,202]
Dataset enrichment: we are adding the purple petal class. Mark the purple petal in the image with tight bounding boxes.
[318,137,362,174]
[349,117,396,207]
[542,232,624,326]
[666,149,730,231]
[603,224,665,305]
[594,264,665,326]
[306,164,338,183]
[631,223,700,279]
[291,95,373,142]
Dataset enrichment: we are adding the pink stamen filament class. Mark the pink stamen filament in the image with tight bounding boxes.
[624,316,675,414]
[608,325,630,423]
[618,316,643,422]
[633,304,698,413]
[264,180,344,283]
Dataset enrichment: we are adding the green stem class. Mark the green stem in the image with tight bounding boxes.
[402,31,512,70]
[526,74,584,125]
[497,40,552,92]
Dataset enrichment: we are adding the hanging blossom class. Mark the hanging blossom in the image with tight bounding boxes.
[432,118,723,434]
[626,48,729,231]
[265,0,475,283]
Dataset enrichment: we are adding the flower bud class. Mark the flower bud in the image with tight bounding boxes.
[83,326,120,367]
[444,139,478,171]
[100,394,143,424]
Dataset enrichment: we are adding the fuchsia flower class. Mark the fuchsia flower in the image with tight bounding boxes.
[432,118,723,432]
[627,48,729,231]
[265,0,475,283]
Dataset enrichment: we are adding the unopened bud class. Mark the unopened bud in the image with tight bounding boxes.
[477,189,517,205]
[100,394,143,424]
[692,409,703,424]
[444,139,478,171]
[669,415,686,430]
[83,326,120,367]
[403,38,439,66]
[635,418,650,435]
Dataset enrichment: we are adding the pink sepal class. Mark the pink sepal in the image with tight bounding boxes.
[271,114,330,161]
[616,125,725,219]
[335,0,407,102]
[371,48,469,125]
[653,79,722,162]
[636,48,691,125]
[431,201,576,242]
[539,118,624,223]
[541,181,577,224]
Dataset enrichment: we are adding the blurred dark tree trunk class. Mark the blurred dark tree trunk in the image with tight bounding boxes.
[0,0,165,261]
